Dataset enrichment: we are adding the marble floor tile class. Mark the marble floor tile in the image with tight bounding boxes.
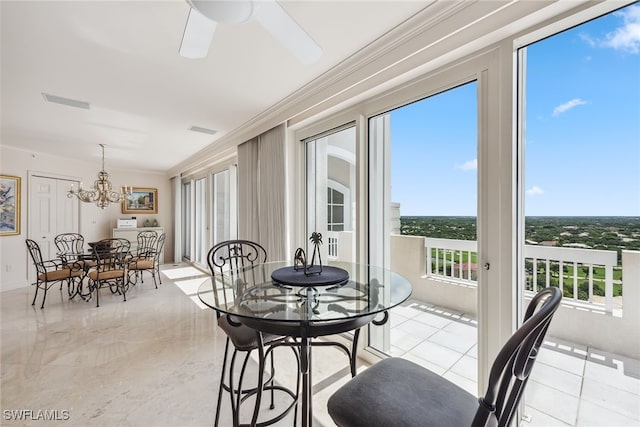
[3,267,640,427]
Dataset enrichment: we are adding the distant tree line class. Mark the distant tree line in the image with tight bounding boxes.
[400,216,640,263]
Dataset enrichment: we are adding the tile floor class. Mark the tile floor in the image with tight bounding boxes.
[386,300,640,427]
[2,264,638,426]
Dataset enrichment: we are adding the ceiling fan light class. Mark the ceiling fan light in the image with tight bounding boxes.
[187,0,254,24]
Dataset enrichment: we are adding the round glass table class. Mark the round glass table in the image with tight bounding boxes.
[198,260,413,427]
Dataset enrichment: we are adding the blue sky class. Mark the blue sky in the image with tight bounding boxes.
[390,3,640,216]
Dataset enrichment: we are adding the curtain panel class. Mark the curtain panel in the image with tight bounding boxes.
[237,124,286,261]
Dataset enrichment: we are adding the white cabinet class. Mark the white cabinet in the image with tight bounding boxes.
[112,227,164,264]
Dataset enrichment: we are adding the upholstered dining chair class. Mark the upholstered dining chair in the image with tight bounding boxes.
[127,230,160,287]
[327,286,562,427]
[207,240,298,427]
[26,239,84,308]
[87,238,130,307]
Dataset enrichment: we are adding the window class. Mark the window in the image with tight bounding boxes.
[327,187,345,231]
[181,181,191,260]
[194,177,207,265]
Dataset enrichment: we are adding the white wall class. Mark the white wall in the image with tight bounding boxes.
[0,145,173,292]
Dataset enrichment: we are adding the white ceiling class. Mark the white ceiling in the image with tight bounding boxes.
[0,0,431,173]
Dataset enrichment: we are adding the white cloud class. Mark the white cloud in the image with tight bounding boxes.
[605,5,640,53]
[526,186,544,196]
[457,158,477,171]
[582,5,640,54]
[552,98,587,117]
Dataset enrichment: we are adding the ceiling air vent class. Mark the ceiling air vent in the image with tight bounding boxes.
[42,93,90,110]
[189,126,217,135]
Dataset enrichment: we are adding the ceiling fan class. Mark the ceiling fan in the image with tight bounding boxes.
[179,0,322,64]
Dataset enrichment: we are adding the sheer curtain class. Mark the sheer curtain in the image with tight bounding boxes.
[237,124,286,260]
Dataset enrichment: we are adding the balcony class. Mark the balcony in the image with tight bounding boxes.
[324,231,640,425]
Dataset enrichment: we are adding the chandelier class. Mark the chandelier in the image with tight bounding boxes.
[68,144,131,209]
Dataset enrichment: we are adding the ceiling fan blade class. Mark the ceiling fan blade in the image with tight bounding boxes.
[254,0,322,64]
[179,7,217,59]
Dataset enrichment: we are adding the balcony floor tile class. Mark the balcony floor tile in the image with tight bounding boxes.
[576,399,640,426]
[406,340,464,370]
[525,406,572,426]
[527,380,580,425]
[583,351,640,395]
[389,300,639,427]
[448,354,477,381]
[413,311,454,329]
[390,328,424,352]
[394,318,439,340]
[442,370,477,395]
[427,328,476,354]
[580,377,640,421]
[530,362,583,397]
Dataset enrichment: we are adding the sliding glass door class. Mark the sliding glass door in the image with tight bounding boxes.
[182,181,192,261]
[305,124,357,262]
[181,166,238,268]
[368,82,479,392]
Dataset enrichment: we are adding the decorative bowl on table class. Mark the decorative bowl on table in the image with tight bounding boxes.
[271,265,349,287]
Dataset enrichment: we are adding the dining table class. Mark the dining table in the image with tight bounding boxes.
[197,260,413,427]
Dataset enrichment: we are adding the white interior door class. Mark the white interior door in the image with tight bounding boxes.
[28,175,79,280]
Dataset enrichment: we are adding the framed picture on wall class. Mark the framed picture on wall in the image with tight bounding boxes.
[121,187,158,214]
[0,175,21,236]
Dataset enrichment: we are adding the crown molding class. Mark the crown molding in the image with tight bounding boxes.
[168,1,474,177]
[169,0,581,177]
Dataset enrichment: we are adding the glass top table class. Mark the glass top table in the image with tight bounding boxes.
[197,260,412,324]
[197,260,413,427]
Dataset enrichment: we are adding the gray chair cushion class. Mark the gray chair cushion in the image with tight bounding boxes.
[218,315,282,351]
[328,357,478,427]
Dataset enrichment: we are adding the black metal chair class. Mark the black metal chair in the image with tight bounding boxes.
[87,238,130,307]
[127,230,160,287]
[151,232,166,286]
[54,233,94,292]
[53,232,85,264]
[26,239,84,308]
[207,240,299,427]
[327,286,562,427]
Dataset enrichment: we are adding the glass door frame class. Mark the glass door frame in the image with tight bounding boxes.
[293,48,515,395]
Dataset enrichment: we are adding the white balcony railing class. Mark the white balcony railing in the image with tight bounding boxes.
[327,232,638,357]
[424,237,619,314]
[327,232,339,258]
[325,232,621,314]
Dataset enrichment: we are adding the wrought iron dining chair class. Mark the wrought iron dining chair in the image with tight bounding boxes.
[53,233,85,265]
[327,286,562,427]
[127,230,158,286]
[207,240,299,427]
[26,239,84,308]
[54,233,94,287]
[87,238,130,307]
